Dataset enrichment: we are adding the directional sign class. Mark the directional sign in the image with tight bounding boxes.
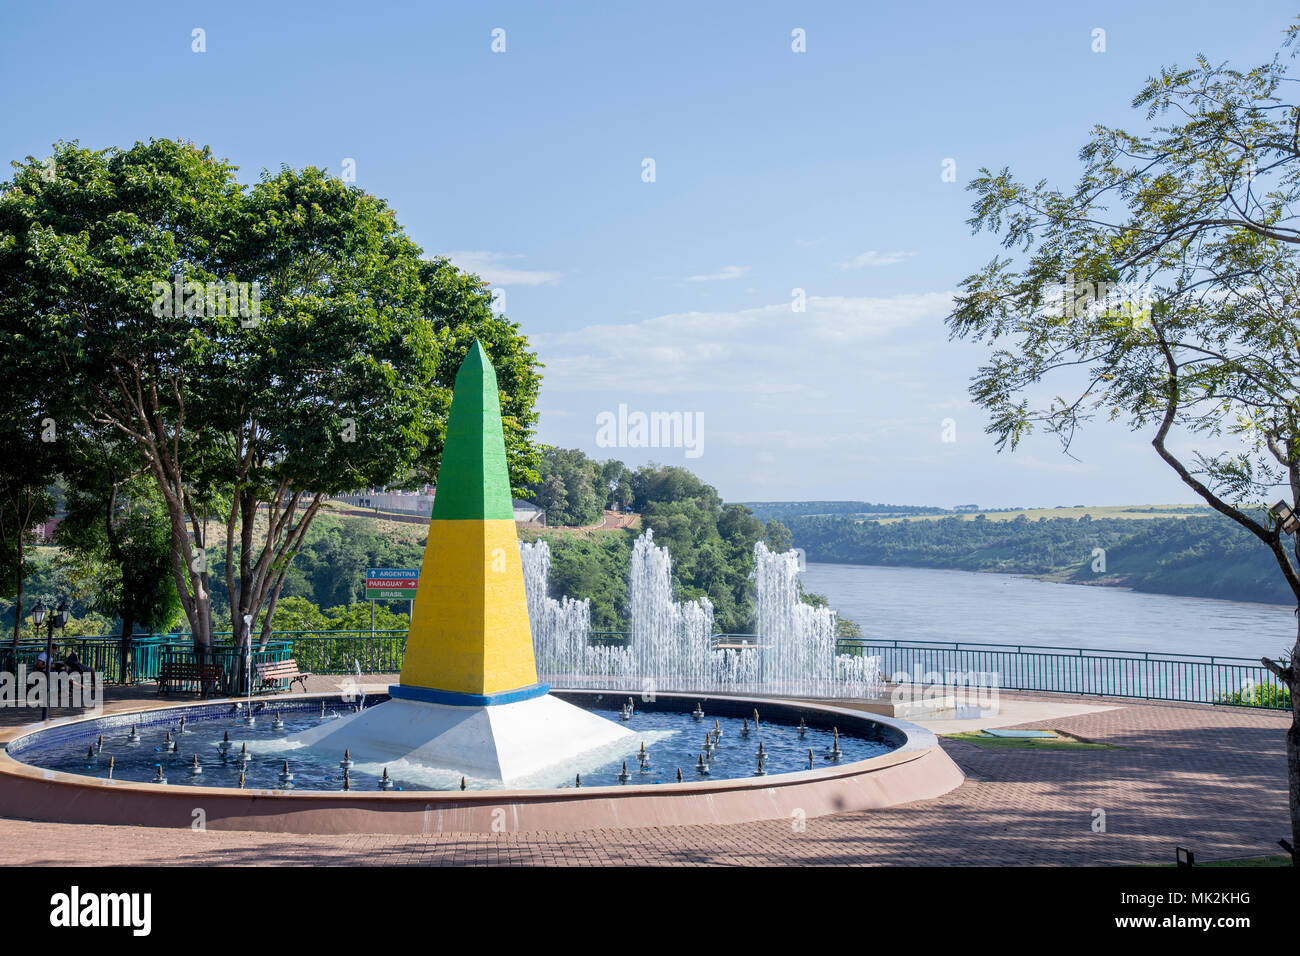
[365,568,419,600]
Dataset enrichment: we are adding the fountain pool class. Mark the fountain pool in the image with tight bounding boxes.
[0,691,962,833]
[7,693,895,791]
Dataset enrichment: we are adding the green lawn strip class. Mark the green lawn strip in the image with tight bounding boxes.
[1140,855,1292,868]
[943,730,1120,750]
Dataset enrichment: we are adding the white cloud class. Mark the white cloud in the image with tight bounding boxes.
[840,250,919,269]
[440,251,563,286]
[686,265,751,281]
[539,291,956,394]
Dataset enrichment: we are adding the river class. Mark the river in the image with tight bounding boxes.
[801,562,1294,661]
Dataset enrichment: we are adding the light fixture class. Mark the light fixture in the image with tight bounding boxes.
[1271,500,1299,535]
[31,602,46,627]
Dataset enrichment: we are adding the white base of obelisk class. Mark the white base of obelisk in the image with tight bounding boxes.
[284,693,636,787]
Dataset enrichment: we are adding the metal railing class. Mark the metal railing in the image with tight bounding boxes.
[158,642,294,695]
[0,635,177,683]
[846,638,1291,710]
[5,629,1288,709]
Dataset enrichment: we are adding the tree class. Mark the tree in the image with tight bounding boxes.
[1,139,544,660]
[524,448,603,526]
[599,459,632,510]
[948,25,1300,861]
[0,423,57,648]
[0,313,65,647]
[58,437,181,680]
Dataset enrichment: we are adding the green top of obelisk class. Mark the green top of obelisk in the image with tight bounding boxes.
[431,340,517,521]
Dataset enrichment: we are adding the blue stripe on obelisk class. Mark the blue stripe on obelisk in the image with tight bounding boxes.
[387,682,552,707]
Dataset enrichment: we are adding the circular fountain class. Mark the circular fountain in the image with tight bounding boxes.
[0,342,962,834]
[0,690,960,834]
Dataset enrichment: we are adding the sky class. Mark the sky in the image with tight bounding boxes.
[2,1,1294,507]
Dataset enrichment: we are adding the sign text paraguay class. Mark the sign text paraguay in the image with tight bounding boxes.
[365,568,419,601]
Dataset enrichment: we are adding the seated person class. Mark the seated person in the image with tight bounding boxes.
[63,650,90,675]
[34,648,68,673]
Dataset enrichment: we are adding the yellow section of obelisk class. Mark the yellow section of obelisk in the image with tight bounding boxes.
[398,518,538,696]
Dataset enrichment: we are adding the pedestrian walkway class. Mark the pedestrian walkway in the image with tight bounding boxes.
[0,680,1289,866]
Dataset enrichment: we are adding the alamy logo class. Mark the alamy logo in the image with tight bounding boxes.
[595,404,704,459]
[890,665,1000,713]
[151,274,262,327]
[1059,276,1153,326]
[0,667,102,713]
[49,886,151,936]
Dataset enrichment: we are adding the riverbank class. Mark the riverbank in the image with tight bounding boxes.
[786,511,1295,606]
[800,562,1293,660]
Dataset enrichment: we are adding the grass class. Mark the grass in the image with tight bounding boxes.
[944,730,1120,750]
[1143,854,1293,867]
[1197,854,1293,867]
[870,504,1210,525]
[517,515,641,542]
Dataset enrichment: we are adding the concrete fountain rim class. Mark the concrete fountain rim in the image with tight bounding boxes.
[0,690,965,833]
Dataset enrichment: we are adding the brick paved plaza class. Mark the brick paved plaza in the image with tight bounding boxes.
[0,676,1288,866]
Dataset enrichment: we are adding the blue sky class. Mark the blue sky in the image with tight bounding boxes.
[2,1,1293,506]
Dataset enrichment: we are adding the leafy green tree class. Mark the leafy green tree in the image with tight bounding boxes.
[947,26,1300,859]
[1,139,543,658]
[599,459,633,510]
[321,602,410,631]
[525,447,603,526]
[0,358,63,647]
[763,520,793,553]
[58,442,182,679]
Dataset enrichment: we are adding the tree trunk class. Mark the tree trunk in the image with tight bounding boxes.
[1289,614,1299,866]
[118,608,134,685]
[11,535,21,650]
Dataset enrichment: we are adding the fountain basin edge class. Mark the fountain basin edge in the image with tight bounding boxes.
[0,690,964,834]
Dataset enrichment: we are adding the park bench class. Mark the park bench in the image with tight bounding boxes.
[157,659,222,696]
[254,659,311,694]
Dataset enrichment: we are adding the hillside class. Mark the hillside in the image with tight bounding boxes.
[785,510,1294,606]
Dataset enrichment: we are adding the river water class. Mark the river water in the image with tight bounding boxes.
[801,562,1294,661]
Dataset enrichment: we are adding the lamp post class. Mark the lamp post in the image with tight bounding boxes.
[1271,500,1299,535]
[243,614,253,706]
[31,601,46,642]
[40,600,67,721]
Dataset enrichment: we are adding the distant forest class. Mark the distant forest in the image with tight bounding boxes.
[738,501,948,521]
[785,513,1295,606]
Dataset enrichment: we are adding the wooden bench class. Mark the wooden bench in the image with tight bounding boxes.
[255,659,311,694]
[157,659,222,696]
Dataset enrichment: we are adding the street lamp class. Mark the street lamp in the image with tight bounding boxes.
[31,601,46,641]
[41,599,68,722]
[1271,500,1299,535]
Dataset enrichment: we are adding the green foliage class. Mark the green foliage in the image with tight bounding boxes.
[208,516,424,612]
[259,596,409,633]
[740,501,948,521]
[527,455,806,634]
[525,447,604,527]
[57,445,182,638]
[763,520,793,552]
[947,29,1300,609]
[1215,681,1292,708]
[0,138,545,645]
[785,512,1297,605]
[544,534,632,631]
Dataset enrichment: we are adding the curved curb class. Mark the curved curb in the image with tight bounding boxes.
[0,691,964,834]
